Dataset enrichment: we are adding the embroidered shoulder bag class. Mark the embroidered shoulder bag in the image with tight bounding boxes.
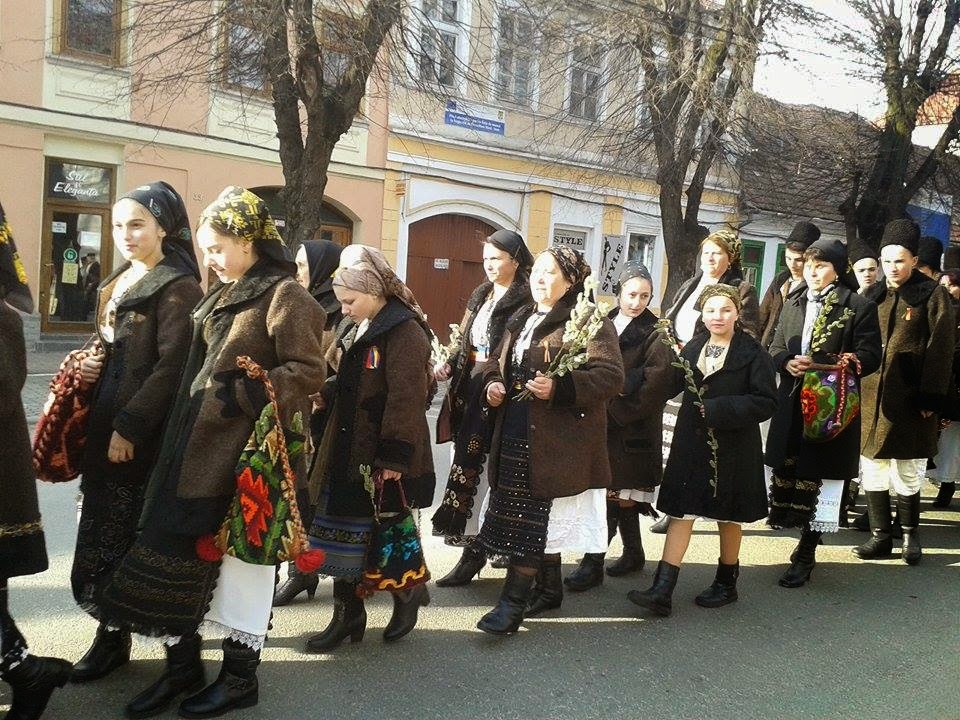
[800,354,862,443]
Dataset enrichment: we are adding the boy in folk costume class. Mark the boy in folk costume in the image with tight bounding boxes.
[854,219,956,565]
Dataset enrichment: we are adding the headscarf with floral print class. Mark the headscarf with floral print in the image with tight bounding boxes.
[543,246,591,286]
[0,200,34,314]
[697,282,742,313]
[701,229,742,267]
[334,244,427,320]
[199,186,296,274]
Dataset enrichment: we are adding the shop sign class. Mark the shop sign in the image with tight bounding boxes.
[552,230,586,251]
[599,234,626,295]
[47,161,112,204]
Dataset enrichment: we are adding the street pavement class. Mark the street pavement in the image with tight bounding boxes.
[4,351,959,720]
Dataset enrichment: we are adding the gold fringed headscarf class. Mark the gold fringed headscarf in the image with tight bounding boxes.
[697,283,742,313]
[701,229,742,266]
[334,245,426,320]
[199,186,295,274]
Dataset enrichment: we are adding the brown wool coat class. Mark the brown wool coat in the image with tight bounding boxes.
[0,301,48,578]
[313,299,436,516]
[758,269,794,349]
[861,272,957,460]
[162,264,327,502]
[83,257,202,477]
[607,309,677,492]
[481,290,624,500]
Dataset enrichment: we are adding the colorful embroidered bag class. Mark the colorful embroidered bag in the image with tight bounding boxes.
[32,339,100,482]
[358,469,430,598]
[800,355,862,443]
[197,356,324,572]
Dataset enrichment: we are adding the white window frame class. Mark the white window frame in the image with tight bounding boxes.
[412,0,471,95]
[491,4,538,109]
[565,38,606,123]
[627,230,657,270]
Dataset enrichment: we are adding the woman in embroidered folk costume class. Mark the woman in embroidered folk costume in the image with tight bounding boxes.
[628,284,776,618]
[432,229,533,587]
[273,239,344,607]
[305,245,436,652]
[854,219,956,566]
[67,182,203,685]
[97,187,326,719]
[474,248,623,634]
[765,238,881,587]
[0,201,73,720]
[563,262,675,592]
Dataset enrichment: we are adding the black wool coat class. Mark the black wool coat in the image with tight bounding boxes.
[657,330,777,522]
[0,301,48,579]
[860,272,957,459]
[606,309,676,492]
[82,254,202,486]
[314,299,436,517]
[765,284,881,479]
[663,267,761,340]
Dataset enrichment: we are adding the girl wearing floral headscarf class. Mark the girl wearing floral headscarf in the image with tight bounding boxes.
[473,247,623,635]
[304,245,436,652]
[628,284,776,620]
[98,187,327,719]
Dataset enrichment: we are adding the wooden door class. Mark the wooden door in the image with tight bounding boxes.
[406,214,495,337]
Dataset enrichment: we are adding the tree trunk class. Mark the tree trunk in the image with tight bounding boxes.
[659,180,697,306]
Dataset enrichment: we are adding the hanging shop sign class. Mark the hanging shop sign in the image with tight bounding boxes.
[47,161,112,205]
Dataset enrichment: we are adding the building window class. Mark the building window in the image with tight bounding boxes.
[569,43,602,121]
[628,232,655,269]
[418,0,460,89]
[320,13,354,85]
[495,12,534,106]
[224,6,268,93]
[60,0,120,63]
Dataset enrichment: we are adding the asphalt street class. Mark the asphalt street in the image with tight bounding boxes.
[4,352,959,720]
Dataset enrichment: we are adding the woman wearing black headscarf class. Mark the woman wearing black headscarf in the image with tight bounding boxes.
[273,239,344,606]
[70,182,203,685]
[0,200,73,720]
[431,229,533,586]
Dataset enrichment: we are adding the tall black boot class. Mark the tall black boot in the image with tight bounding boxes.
[124,634,205,719]
[71,623,131,683]
[2,654,73,720]
[178,638,258,719]
[383,584,430,642]
[898,492,922,565]
[272,562,319,606]
[627,560,679,617]
[435,544,486,587]
[932,482,955,508]
[304,579,366,653]
[839,479,859,528]
[695,560,740,608]
[476,567,537,636]
[607,504,645,577]
[526,554,563,616]
[563,554,605,592]
[852,491,894,559]
[779,528,821,588]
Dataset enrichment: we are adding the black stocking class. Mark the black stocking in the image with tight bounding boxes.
[0,579,28,677]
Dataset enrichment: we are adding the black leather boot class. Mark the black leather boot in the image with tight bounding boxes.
[839,479,859,528]
[2,654,73,720]
[563,553,605,592]
[932,482,955,508]
[476,567,536,636]
[304,579,366,653]
[607,505,645,577]
[853,491,894,559]
[71,624,131,683]
[695,560,739,608]
[898,492,922,565]
[435,544,486,587]
[178,638,258,719]
[526,555,563,616]
[125,634,205,719]
[649,515,670,534]
[383,584,430,642]
[627,560,679,616]
[272,562,319,606]
[779,528,821,588]
[851,511,870,531]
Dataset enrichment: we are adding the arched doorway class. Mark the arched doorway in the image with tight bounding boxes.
[406,214,496,336]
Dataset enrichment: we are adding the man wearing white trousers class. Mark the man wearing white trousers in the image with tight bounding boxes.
[855,219,956,565]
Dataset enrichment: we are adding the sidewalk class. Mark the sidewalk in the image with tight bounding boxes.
[21,350,71,425]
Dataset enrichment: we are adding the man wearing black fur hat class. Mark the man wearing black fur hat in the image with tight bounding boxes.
[849,241,881,294]
[854,219,956,565]
[758,221,820,349]
[917,235,944,280]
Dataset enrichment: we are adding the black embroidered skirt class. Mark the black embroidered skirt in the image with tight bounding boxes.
[476,400,551,566]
